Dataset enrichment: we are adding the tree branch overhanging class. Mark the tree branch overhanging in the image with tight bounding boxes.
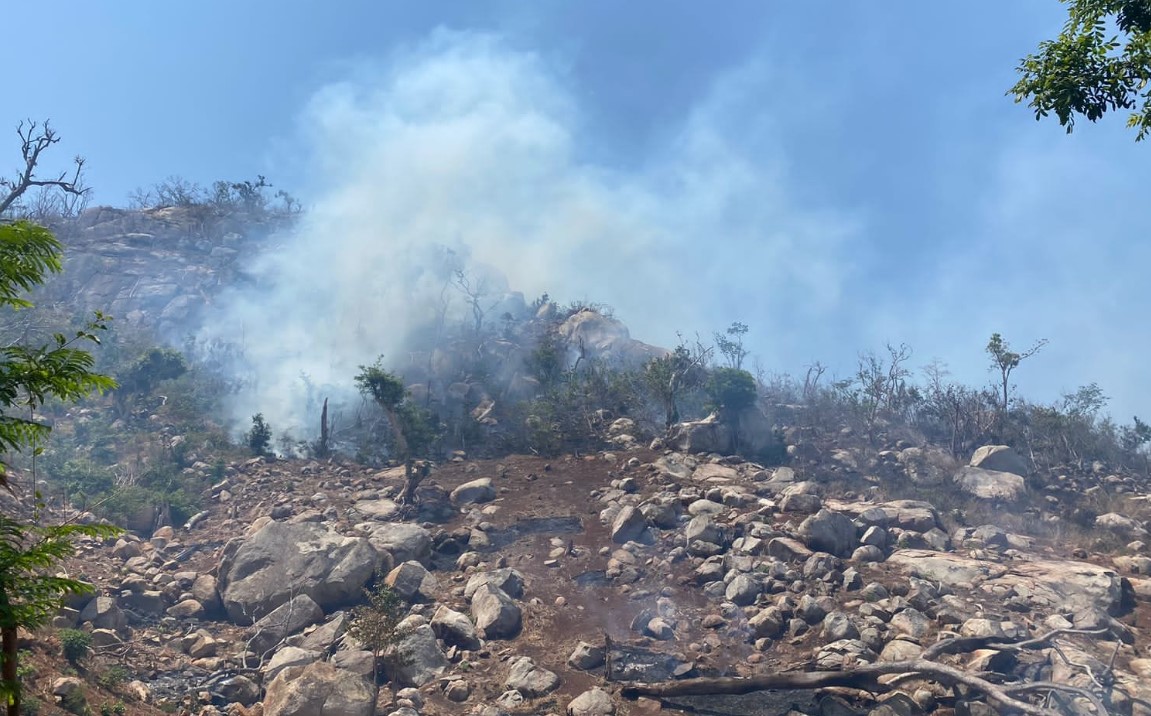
[0,120,90,217]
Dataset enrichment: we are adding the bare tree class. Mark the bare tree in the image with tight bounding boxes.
[0,120,89,217]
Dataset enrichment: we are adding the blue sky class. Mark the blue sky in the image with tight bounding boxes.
[6,1,1150,423]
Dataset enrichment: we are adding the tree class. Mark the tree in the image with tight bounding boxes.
[113,347,187,415]
[986,333,1048,417]
[1010,0,1151,140]
[346,580,404,711]
[247,413,272,456]
[355,360,439,505]
[713,322,749,371]
[0,121,88,217]
[0,121,119,715]
[1,517,120,715]
[643,339,712,429]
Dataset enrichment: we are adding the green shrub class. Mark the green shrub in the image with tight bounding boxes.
[59,628,91,664]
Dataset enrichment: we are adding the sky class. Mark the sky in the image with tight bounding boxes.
[5,1,1150,425]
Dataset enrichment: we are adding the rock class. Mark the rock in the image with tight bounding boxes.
[215,675,261,706]
[568,687,615,716]
[263,646,321,681]
[166,598,205,619]
[385,561,437,602]
[471,584,522,639]
[354,498,399,520]
[1097,513,1149,540]
[444,678,472,702]
[263,662,374,716]
[568,642,606,670]
[331,650,375,678]
[432,606,482,650]
[365,522,433,566]
[451,478,497,506]
[767,537,814,562]
[888,549,1128,613]
[249,594,325,655]
[191,574,222,613]
[953,466,1026,501]
[799,509,857,557]
[611,505,650,544]
[464,569,526,600]
[505,656,560,697]
[725,573,761,606]
[219,522,378,623]
[52,677,86,713]
[749,607,785,638]
[970,445,1029,476]
[822,612,860,641]
[389,624,449,687]
[890,608,932,639]
[879,639,923,662]
[79,596,126,631]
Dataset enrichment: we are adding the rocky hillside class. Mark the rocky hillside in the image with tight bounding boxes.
[18,428,1151,716]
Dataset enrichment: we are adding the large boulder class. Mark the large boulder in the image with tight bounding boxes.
[798,509,857,558]
[970,445,1029,476]
[388,624,449,687]
[263,662,374,716]
[471,584,522,639]
[364,523,433,567]
[219,522,377,624]
[953,466,1026,501]
[889,549,1129,614]
[451,478,497,506]
[505,656,560,697]
[668,409,780,457]
[249,594,324,655]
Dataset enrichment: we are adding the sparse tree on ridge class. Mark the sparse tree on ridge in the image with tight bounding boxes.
[986,332,1048,417]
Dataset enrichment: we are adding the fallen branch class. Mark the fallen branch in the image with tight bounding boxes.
[620,628,1120,716]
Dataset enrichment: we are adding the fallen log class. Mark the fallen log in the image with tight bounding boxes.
[620,628,1119,716]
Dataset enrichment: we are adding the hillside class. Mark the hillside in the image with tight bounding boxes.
[4,204,1151,716]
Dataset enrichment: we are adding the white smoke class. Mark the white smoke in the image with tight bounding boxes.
[199,29,860,435]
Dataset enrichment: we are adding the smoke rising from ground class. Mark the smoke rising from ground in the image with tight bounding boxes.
[198,30,861,434]
[198,27,1151,437]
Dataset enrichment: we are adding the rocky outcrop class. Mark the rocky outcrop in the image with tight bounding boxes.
[263,662,374,716]
[218,521,377,623]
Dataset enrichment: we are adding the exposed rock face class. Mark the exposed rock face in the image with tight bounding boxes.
[668,409,781,457]
[888,549,1129,613]
[555,310,664,367]
[263,662,375,716]
[953,466,1026,501]
[970,444,1029,476]
[249,594,325,654]
[218,521,377,623]
[47,206,281,337]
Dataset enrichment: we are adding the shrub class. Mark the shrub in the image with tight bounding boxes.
[59,628,91,664]
[246,414,272,456]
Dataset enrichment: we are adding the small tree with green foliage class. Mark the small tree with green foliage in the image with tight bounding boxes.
[246,413,272,456]
[644,340,712,429]
[113,347,187,415]
[347,580,404,710]
[713,322,749,371]
[355,359,439,504]
[986,333,1048,419]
